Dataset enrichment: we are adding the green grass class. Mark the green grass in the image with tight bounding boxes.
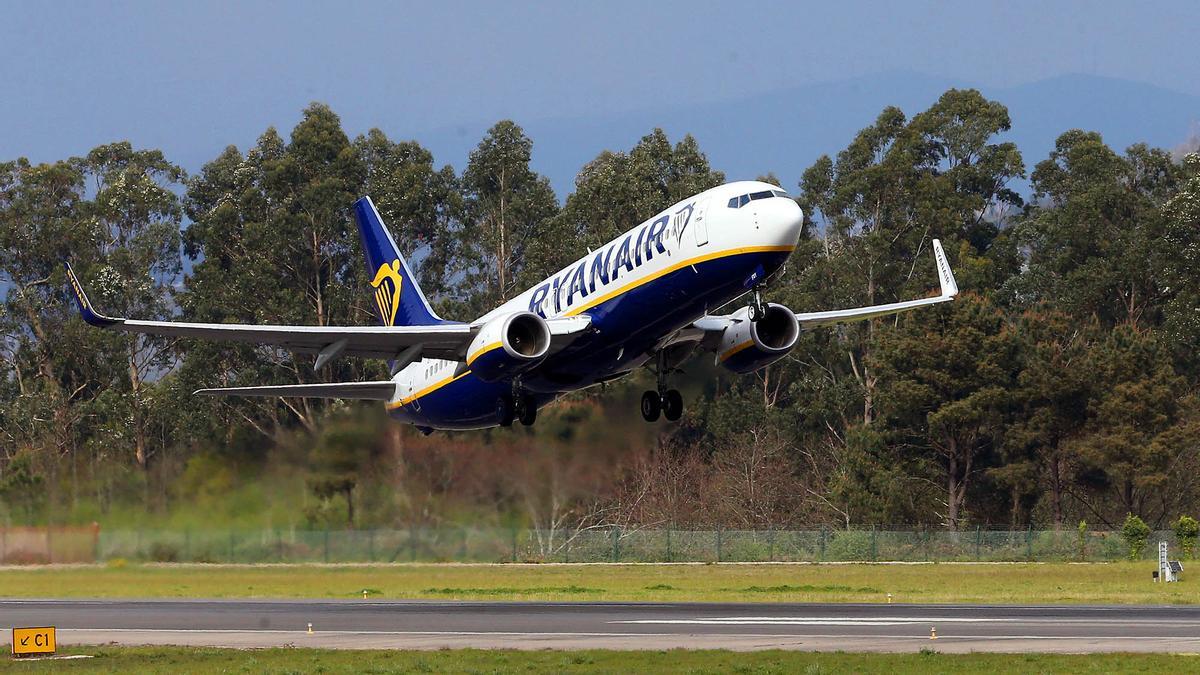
[2,646,1196,674]
[0,561,1193,604]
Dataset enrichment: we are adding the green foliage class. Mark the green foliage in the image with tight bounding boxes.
[1121,514,1151,561]
[1173,515,1199,559]
[1,95,1199,534]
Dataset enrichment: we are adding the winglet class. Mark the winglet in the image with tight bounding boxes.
[931,239,959,298]
[63,261,121,327]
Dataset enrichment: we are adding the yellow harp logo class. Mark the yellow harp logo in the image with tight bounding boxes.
[371,260,404,326]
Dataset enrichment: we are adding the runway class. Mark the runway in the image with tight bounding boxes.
[4,600,1199,653]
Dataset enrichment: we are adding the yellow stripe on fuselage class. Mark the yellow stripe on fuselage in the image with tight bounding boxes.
[563,245,794,317]
[387,245,794,411]
[386,369,474,410]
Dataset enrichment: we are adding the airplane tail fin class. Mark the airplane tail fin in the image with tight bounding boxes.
[353,196,447,327]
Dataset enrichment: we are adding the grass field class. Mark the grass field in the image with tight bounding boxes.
[0,561,1192,604]
[2,646,1196,674]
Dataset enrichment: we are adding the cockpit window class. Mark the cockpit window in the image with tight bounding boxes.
[727,189,790,208]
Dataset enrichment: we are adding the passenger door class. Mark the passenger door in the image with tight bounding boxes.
[692,199,709,247]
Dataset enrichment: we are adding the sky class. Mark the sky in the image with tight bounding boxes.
[2,0,1199,182]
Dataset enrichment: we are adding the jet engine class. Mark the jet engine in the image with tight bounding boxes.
[716,303,799,374]
[466,311,552,382]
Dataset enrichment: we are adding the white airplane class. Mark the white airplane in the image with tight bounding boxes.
[66,181,957,432]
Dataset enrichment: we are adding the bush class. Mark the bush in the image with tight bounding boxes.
[826,529,874,561]
[1173,515,1199,559]
[1121,514,1151,561]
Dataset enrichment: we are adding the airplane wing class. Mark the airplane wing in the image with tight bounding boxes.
[195,381,397,400]
[64,262,587,367]
[688,238,959,339]
[790,238,958,329]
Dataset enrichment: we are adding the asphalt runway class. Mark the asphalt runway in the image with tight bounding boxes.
[4,600,1199,653]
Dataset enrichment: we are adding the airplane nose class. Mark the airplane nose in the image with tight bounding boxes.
[764,198,804,247]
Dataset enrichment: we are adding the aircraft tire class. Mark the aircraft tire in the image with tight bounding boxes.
[640,390,661,422]
[496,395,515,427]
[518,394,537,426]
[662,389,683,421]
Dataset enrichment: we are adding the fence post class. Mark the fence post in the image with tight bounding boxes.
[716,527,723,563]
[228,530,235,563]
[611,527,619,562]
[975,526,982,561]
[768,527,775,562]
[410,524,417,562]
[184,529,191,562]
[369,529,376,562]
[820,527,827,562]
[665,525,672,562]
[511,526,518,562]
[278,529,285,562]
[1026,524,1034,560]
[871,525,878,562]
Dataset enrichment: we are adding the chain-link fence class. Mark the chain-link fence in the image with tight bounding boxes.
[3,526,1188,564]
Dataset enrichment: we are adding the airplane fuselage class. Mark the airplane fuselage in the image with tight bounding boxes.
[387,181,804,429]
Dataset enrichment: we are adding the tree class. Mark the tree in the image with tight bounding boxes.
[354,130,461,310]
[873,293,1018,529]
[81,143,186,470]
[306,419,376,528]
[457,121,558,315]
[1017,132,1179,329]
[550,129,724,271]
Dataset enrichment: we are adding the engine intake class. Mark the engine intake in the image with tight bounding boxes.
[716,303,799,374]
[466,311,552,382]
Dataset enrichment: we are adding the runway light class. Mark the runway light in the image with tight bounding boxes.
[363,589,368,599]
[307,623,313,635]
[930,626,937,640]
[887,593,892,604]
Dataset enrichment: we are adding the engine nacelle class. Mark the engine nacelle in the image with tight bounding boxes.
[716,303,800,374]
[466,311,552,382]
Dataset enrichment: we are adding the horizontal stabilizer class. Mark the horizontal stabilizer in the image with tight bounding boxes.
[195,381,397,400]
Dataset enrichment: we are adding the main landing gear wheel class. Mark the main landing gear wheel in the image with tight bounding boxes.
[496,395,515,427]
[662,389,683,421]
[640,390,661,422]
[516,394,538,426]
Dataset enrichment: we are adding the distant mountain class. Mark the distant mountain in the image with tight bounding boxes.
[414,72,1200,199]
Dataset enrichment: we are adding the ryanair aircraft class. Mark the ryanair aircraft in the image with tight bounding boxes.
[66,181,957,432]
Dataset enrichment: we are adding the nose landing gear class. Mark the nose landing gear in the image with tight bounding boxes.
[748,288,769,323]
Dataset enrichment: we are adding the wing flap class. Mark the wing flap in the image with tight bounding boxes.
[195,381,397,400]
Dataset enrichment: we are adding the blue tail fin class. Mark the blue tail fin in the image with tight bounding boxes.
[353,196,448,326]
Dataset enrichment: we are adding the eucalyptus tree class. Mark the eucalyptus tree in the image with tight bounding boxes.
[457,121,558,316]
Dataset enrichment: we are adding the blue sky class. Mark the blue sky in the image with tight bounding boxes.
[2,0,1198,182]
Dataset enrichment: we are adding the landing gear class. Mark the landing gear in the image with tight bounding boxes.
[496,395,515,427]
[640,390,661,422]
[748,288,768,323]
[642,352,684,422]
[516,393,537,426]
[661,389,683,421]
[498,390,538,427]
